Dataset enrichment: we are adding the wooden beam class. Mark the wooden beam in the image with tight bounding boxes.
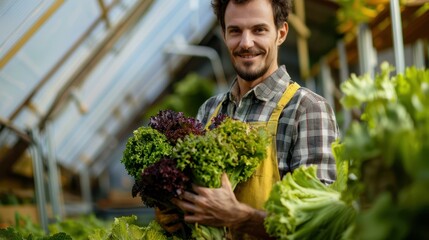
[0,117,31,143]
[294,0,311,80]
[0,0,65,69]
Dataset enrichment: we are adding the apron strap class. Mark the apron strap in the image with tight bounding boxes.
[205,82,300,130]
[269,82,300,122]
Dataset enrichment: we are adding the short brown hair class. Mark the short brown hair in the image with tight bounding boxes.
[211,0,292,31]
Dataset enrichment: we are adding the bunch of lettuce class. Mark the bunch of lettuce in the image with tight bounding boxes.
[121,109,205,180]
[122,110,205,208]
[122,110,269,239]
[173,117,269,189]
[336,62,429,239]
[264,164,356,240]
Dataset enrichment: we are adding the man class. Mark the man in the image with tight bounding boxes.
[157,0,339,238]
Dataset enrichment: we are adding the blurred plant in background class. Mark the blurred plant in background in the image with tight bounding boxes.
[143,73,216,119]
[337,62,429,239]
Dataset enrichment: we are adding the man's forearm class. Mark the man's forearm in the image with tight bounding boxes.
[230,204,275,239]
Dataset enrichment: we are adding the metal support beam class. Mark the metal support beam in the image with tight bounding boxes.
[337,40,351,131]
[357,23,376,77]
[29,130,49,233]
[80,167,93,211]
[390,0,405,74]
[320,58,335,109]
[164,44,228,93]
[412,39,425,68]
[46,123,63,220]
[304,76,317,92]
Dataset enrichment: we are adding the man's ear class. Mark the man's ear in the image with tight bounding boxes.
[277,22,288,45]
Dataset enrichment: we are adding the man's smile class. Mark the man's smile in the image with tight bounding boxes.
[235,50,263,60]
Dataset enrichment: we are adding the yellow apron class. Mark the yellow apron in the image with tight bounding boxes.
[206,82,300,239]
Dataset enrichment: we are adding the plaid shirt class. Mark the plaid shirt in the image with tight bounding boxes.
[197,65,339,184]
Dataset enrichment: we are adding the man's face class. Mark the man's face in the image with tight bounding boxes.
[223,0,287,82]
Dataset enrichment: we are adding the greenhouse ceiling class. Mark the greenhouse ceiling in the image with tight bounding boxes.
[0,0,218,176]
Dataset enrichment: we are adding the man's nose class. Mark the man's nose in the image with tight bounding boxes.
[239,32,254,49]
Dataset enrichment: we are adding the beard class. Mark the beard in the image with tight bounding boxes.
[234,62,270,82]
[232,49,270,82]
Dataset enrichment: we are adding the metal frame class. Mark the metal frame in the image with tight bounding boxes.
[337,40,351,131]
[320,58,335,108]
[412,39,425,68]
[357,23,376,77]
[390,0,405,74]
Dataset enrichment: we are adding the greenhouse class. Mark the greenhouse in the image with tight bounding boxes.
[0,0,428,239]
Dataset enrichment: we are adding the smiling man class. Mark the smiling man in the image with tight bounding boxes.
[156,0,340,239]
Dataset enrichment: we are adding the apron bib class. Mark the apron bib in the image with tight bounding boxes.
[206,82,300,240]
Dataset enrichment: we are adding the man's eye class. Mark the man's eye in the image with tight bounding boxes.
[255,28,265,33]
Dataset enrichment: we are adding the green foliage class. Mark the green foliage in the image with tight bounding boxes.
[173,118,269,189]
[8,213,45,238]
[336,63,429,239]
[0,214,171,240]
[0,230,73,240]
[48,215,109,240]
[144,73,215,119]
[191,224,226,240]
[88,215,169,240]
[263,63,429,240]
[121,127,173,179]
[124,111,268,239]
[0,214,73,240]
[264,165,356,240]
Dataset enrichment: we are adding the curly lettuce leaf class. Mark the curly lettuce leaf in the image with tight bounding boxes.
[173,117,268,188]
[149,109,205,145]
[121,127,172,179]
[132,157,190,208]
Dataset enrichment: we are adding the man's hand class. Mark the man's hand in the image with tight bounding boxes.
[171,173,251,229]
[171,173,274,239]
[154,207,184,234]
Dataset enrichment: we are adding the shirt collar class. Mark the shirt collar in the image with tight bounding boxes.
[227,65,292,102]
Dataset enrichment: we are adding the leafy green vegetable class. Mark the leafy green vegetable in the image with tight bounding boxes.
[132,157,191,208]
[192,224,226,240]
[264,165,356,240]
[123,110,268,239]
[336,62,429,239]
[0,226,72,240]
[121,127,173,179]
[48,215,109,240]
[88,215,170,240]
[143,73,215,119]
[149,109,205,145]
[173,117,269,188]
